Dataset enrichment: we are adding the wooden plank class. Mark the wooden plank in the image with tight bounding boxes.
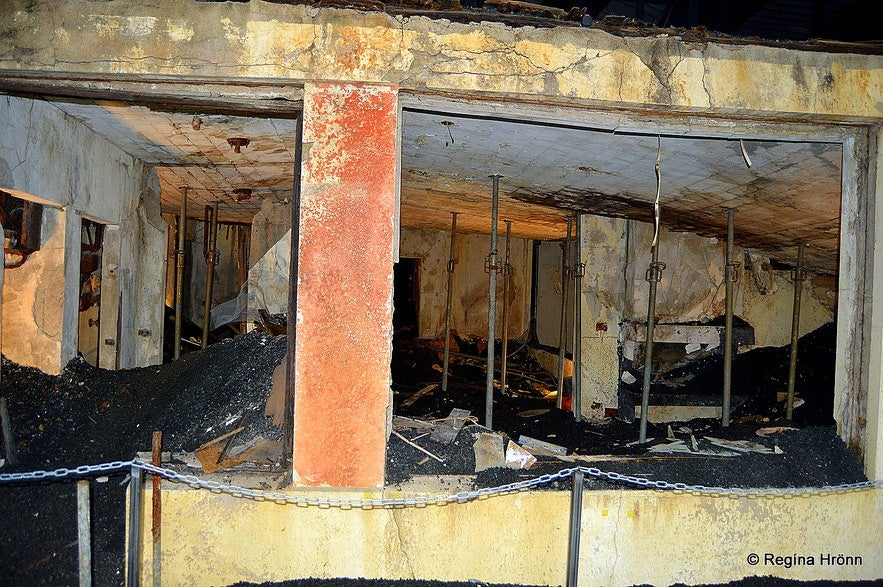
[518,434,567,456]
[429,408,471,445]
[399,383,438,408]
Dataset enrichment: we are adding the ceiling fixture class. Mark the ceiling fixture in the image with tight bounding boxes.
[191,116,203,131]
[233,188,253,201]
[227,137,250,154]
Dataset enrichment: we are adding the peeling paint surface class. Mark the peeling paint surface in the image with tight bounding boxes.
[293,82,398,488]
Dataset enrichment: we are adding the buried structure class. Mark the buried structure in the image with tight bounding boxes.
[0,1,882,586]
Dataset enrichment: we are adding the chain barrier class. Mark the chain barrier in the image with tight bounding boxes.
[2,460,881,507]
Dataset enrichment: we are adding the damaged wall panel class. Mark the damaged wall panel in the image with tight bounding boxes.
[399,227,531,339]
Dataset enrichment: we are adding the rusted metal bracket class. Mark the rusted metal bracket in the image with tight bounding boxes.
[645,261,666,283]
[484,250,501,273]
[727,261,742,281]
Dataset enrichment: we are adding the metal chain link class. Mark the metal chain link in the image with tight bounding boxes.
[2,460,880,507]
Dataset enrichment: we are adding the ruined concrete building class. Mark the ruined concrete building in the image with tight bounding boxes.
[0,0,881,585]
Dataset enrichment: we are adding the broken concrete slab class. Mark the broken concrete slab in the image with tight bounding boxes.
[473,432,506,472]
[705,436,780,454]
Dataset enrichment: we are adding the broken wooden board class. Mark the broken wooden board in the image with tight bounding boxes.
[392,415,435,431]
[516,408,550,418]
[518,434,567,456]
[705,436,781,454]
[400,383,438,408]
[196,436,282,473]
[429,408,470,445]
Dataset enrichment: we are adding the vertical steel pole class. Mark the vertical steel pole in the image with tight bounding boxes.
[77,480,91,587]
[441,212,459,392]
[572,214,583,419]
[0,397,16,465]
[557,217,573,409]
[786,243,806,420]
[723,208,735,427]
[173,187,188,360]
[126,464,142,587]
[151,431,162,587]
[500,220,513,395]
[639,237,663,443]
[566,470,584,587]
[201,202,220,349]
[486,175,502,429]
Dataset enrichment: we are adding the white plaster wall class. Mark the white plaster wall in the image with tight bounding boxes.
[0,96,165,371]
[399,228,531,339]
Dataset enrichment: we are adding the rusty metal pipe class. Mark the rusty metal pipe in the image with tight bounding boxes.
[201,202,220,349]
[500,220,513,395]
[639,236,663,443]
[787,243,806,420]
[126,464,142,587]
[557,216,573,409]
[173,187,188,360]
[572,214,583,419]
[151,431,162,587]
[486,175,502,429]
[723,208,735,426]
[441,212,458,392]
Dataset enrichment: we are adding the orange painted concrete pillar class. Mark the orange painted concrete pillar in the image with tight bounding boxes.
[292,82,398,488]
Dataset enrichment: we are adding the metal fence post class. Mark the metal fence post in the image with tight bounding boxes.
[127,464,142,587]
[567,470,584,587]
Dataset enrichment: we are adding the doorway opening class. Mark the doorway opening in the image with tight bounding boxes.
[77,218,104,366]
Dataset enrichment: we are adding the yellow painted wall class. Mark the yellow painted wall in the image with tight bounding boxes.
[134,481,883,586]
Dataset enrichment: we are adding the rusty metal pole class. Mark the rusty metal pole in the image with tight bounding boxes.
[201,202,220,349]
[572,215,584,419]
[639,235,664,443]
[723,208,735,426]
[500,220,513,395]
[486,175,502,429]
[126,464,142,587]
[441,212,459,392]
[786,243,806,420]
[173,187,188,360]
[556,216,573,409]
[77,479,91,587]
[151,431,162,587]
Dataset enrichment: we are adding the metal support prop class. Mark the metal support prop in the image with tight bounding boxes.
[723,209,736,426]
[201,202,220,349]
[173,187,188,361]
[77,479,91,587]
[126,464,142,587]
[151,431,162,587]
[566,469,584,587]
[500,220,513,395]
[556,216,573,409]
[787,243,806,420]
[485,175,502,429]
[441,212,459,392]
[572,215,584,419]
[639,237,665,443]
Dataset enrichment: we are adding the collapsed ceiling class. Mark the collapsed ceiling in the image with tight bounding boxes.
[49,96,843,274]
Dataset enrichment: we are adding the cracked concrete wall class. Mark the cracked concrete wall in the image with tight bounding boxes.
[0,95,165,372]
[399,227,531,339]
[2,1,881,122]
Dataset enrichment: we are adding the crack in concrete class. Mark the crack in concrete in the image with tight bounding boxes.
[609,490,623,584]
[390,509,416,579]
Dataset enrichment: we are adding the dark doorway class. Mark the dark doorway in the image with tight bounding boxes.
[393,258,420,342]
[78,218,104,366]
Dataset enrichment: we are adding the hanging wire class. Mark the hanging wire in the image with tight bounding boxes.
[652,136,662,247]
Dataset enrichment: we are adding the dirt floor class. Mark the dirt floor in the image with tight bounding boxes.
[0,323,876,587]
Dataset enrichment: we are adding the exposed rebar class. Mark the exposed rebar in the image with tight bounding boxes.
[173,187,188,361]
[557,216,573,409]
[639,236,663,443]
[441,212,458,392]
[201,202,219,349]
[126,464,142,587]
[787,243,806,420]
[500,220,513,395]
[486,175,502,430]
[723,208,735,426]
[566,469,584,587]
